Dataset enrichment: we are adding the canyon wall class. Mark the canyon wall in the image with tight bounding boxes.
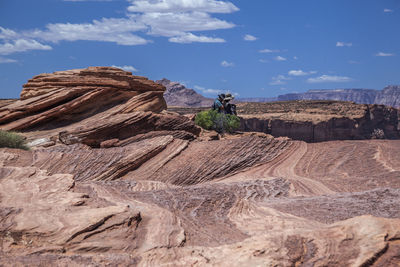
[238,100,400,142]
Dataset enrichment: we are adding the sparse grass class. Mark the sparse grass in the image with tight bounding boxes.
[0,130,29,150]
[195,110,240,134]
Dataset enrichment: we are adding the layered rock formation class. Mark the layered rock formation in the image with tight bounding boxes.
[0,67,199,146]
[1,137,400,265]
[1,68,400,266]
[157,78,213,107]
[238,100,400,142]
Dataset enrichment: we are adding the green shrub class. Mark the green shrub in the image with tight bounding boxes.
[195,110,240,134]
[0,130,29,150]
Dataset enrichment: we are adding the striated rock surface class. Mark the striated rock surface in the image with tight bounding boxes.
[0,67,167,131]
[238,100,400,142]
[1,69,400,266]
[1,138,400,266]
[0,67,199,146]
[157,78,213,107]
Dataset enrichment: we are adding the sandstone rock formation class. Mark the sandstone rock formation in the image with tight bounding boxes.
[157,78,213,107]
[1,68,400,266]
[0,67,199,146]
[238,100,400,142]
[1,137,400,266]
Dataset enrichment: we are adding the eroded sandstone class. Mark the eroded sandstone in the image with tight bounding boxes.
[1,69,400,266]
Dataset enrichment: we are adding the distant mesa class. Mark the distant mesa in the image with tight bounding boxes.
[246,86,400,108]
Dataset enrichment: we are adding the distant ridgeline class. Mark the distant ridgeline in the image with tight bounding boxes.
[238,85,400,108]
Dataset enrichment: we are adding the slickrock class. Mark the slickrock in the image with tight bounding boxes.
[124,135,291,185]
[0,165,142,256]
[1,137,400,265]
[1,69,400,266]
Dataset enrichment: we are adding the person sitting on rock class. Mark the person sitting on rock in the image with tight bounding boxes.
[213,94,225,113]
[224,94,237,115]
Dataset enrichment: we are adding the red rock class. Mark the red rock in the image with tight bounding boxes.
[237,100,400,142]
[0,67,167,132]
[1,68,400,266]
[100,138,120,148]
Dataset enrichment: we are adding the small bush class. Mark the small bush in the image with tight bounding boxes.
[0,130,29,150]
[195,110,240,134]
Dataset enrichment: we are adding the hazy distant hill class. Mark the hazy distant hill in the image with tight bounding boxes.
[277,89,379,104]
[157,78,213,107]
[239,86,400,108]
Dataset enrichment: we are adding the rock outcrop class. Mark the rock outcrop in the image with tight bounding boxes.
[157,78,213,107]
[1,68,400,266]
[0,67,199,146]
[238,100,400,142]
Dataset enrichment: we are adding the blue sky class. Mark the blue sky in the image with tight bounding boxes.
[0,0,399,99]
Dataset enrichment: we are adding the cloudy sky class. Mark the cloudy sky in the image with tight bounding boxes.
[0,0,399,98]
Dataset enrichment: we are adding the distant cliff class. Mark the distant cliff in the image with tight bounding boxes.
[375,85,400,107]
[237,100,400,142]
[276,86,400,108]
[157,78,213,107]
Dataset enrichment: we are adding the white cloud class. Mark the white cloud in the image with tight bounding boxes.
[111,65,138,72]
[221,60,234,67]
[194,85,223,95]
[384,8,393,13]
[1,0,238,57]
[0,39,52,55]
[259,59,268,63]
[137,11,234,38]
[274,56,287,61]
[259,48,279,53]
[288,70,317,76]
[194,85,238,96]
[169,32,225,43]
[0,27,18,40]
[336,41,352,47]
[269,75,291,85]
[127,0,239,14]
[307,75,352,83]
[27,18,149,45]
[293,56,298,60]
[243,34,257,41]
[0,57,17,63]
[375,52,395,57]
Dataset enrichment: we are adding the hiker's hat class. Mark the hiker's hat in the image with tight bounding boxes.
[224,93,234,101]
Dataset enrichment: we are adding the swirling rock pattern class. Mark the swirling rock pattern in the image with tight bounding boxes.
[0,69,400,266]
[1,138,400,266]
